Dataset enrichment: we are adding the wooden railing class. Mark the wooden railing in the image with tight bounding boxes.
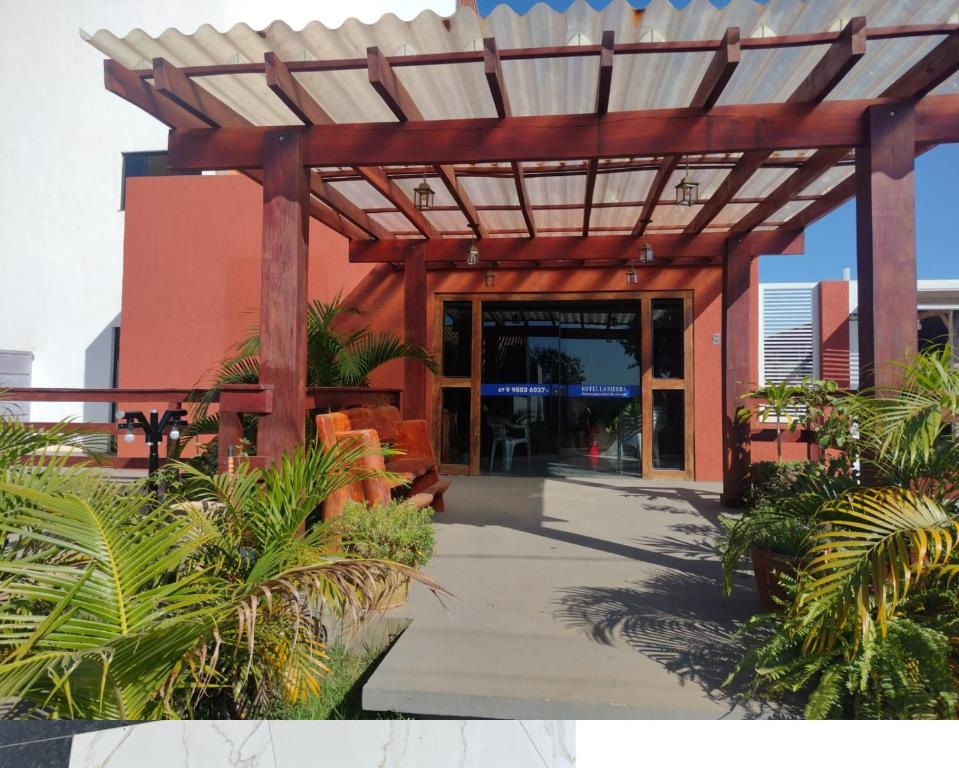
[2,386,402,472]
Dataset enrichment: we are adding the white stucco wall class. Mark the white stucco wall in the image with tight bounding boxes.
[0,0,454,421]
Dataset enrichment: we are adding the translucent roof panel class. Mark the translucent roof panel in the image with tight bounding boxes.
[83,0,959,240]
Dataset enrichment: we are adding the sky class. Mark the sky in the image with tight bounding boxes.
[476,0,958,283]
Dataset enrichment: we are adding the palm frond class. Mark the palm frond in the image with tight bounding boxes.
[798,487,959,652]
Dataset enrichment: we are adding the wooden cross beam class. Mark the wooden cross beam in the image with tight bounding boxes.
[583,31,615,236]
[484,37,536,237]
[167,93,959,171]
[348,229,804,264]
[368,46,488,238]
[685,17,867,236]
[632,27,741,238]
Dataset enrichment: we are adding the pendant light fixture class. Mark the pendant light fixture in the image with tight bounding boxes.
[413,174,435,211]
[675,156,699,207]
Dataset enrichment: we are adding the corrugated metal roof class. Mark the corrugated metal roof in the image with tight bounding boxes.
[83,0,959,239]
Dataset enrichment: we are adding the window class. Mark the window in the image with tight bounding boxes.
[120,151,200,210]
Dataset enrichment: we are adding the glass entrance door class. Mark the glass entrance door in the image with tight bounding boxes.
[479,300,643,475]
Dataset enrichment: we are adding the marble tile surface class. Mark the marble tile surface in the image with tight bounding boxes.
[69,719,574,768]
[68,721,275,768]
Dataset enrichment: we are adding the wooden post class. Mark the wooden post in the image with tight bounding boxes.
[722,236,756,505]
[856,102,917,393]
[217,409,243,473]
[403,243,428,420]
[257,128,309,462]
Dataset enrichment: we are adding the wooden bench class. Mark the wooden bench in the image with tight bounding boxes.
[315,405,450,520]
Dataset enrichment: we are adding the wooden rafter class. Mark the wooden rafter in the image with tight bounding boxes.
[368,46,488,238]
[758,27,959,236]
[583,31,615,236]
[104,59,366,239]
[633,27,740,238]
[484,37,536,237]
[685,17,866,235]
[265,52,436,238]
[153,57,387,239]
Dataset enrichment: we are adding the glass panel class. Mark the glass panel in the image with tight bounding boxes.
[442,301,472,377]
[652,389,685,470]
[440,388,470,465]
[480,300,641,475]
[557,303,641,474]
[652,298,684,379]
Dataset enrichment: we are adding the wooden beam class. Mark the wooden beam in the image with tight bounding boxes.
[856,103,917,393]
[403,244,428,419]
[167,94,959,170]
[686,17,866,235]
[153,57,248,127]
[257,128,309,462]
[721,236,755,505]
[790,16,867,102]
[349,229,803,264]
[265,51,334,125]
[584,32,615,236]
[733,148,849,233]
[595,30,615,115]
[483,37,510,120]
[368,46,487,237]
[266,51,432,238]
[484,37,536,237]
[154,57,383,238]
[882,27,959,99]
[104,60,208,130]
[633,27,740,238]
[689,26,742,110]
[758,29,959,236]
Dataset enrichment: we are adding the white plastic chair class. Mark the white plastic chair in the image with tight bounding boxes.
[488,417,531,472]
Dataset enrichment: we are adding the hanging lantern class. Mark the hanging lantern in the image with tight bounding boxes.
[413,176,435,211]
[675,156,699,207]
[625,267,638,286]
[484,269,495,288]
[639,240,654,263]
[466,241,480,266]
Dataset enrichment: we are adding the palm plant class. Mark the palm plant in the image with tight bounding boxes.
[738,380,807,462]
[729,348,959,718]
[0,438,446,719]
[190,294,437,441]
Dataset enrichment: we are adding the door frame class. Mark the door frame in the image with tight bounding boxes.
[432,290,695,479]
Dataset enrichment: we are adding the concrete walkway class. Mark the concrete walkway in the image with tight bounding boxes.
[363,475,782,719]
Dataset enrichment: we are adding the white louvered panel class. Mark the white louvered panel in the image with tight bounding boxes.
[759,286,816,386]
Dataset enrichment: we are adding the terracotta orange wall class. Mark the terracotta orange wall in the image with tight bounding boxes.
[342,264,727,481]
[117,174,371,454]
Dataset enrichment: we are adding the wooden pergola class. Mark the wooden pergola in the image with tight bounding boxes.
[88,2,959,502]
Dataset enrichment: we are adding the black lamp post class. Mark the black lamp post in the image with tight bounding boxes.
[117,408,188,489]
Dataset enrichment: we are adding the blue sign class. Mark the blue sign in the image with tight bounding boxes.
[480,383,639,397]
[481,383,557,396]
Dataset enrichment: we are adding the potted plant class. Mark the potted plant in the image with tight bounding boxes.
[722,459,855,610]
[332,499,436,609]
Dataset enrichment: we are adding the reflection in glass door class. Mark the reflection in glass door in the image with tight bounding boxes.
[479,301,643,476]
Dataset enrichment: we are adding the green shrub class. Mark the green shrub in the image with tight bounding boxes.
[333,499,436,569]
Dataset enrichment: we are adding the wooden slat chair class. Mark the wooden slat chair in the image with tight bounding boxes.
[315,407,450,519]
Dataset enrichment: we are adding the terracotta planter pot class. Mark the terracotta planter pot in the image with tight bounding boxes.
[370,571,411,611]
[750,545,801,612]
